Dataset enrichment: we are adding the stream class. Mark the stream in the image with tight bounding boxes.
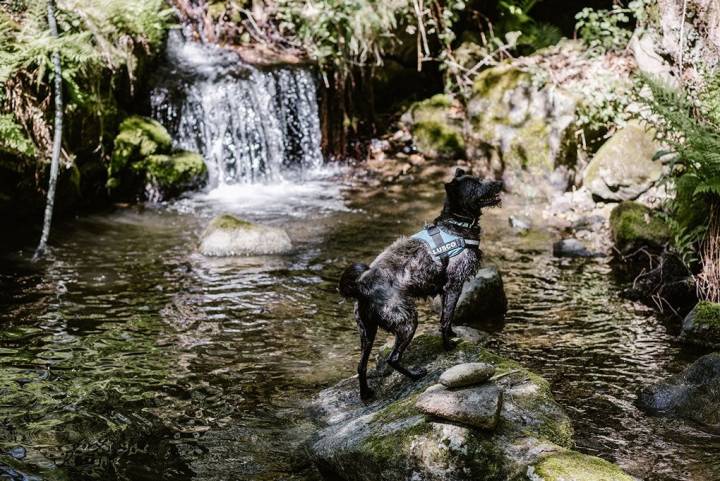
[1,171,719,481]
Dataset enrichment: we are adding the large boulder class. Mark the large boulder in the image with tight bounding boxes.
[637,352,720,428]
[199,214,292,256]
[583,122,663,202]
[466,64,578,198]
[454,266,508,325]
[402,94,465,160]
[108,115,207,201]
[680,301,720,348]
[609,201,671,255]
[309,333,633,481]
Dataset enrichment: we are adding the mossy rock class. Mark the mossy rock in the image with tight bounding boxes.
[528,451,634,481]
[199,213,292,256]
[309,333,593,481]
[141,151,207,199]
[405,94,465,160]
[411,121,465,160]
[466,64,577,195]
[108,116,206,201]
[681,301,720,348]
[609,201,671,254]
[110,115,172,175]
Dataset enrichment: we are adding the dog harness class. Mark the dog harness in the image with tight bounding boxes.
[412,224,479,261]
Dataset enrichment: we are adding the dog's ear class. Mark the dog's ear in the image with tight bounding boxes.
[454,168,466,178]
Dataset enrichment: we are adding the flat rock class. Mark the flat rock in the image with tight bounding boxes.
[199,214,292,256]
[415,383,501,429]
[439,362,496,388]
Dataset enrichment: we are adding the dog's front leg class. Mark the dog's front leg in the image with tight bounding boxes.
[440,287,461,350]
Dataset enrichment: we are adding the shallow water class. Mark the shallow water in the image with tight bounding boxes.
[1,171,718,481]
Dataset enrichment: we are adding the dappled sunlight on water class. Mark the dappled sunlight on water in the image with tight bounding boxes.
[0,175,718,480]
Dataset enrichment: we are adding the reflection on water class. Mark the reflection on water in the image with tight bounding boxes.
[0,174,718,480]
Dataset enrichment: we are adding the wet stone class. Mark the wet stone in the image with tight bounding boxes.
[439,362,496,388]
[415,383,502,429]
[553,238,598,258]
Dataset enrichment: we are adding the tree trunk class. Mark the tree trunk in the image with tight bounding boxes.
[34,0,63,260]
[697,201,720,303]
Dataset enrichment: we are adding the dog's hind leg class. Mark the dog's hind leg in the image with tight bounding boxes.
[355,303,377,401]
[387,312,427,380]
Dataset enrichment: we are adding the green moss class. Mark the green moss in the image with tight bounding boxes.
[508,120,553,170]
[359,419,431,462]
[464,434,507,480]
[413,93,453,112]
[209,214,253,231]
[694,301,720,328]
[411,121,465,159]
[530,451,634,481]
[609,201,671,253]
[472,65,529,99]
[373,394,421,424]
[108,117,206,198]
[142,151,207,190]
[109,115,172,180]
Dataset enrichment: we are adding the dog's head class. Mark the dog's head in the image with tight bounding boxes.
[444,168,503,216]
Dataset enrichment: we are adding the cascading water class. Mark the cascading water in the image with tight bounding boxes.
[150,31,323,187]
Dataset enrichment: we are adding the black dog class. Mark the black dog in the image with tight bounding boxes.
[339,169,502,400]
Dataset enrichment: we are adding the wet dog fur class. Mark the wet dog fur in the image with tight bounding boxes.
[339,169,502,400]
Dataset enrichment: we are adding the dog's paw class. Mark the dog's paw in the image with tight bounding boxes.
[409,367,428,380]
[443,337,460,351]
[360,388,375,402]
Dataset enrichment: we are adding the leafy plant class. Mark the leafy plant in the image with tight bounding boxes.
[575,5,632,54]
[0,0,172,174]
[496,0,561,52]
[641,74,720,300]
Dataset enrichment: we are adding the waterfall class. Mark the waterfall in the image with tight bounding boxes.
[150,31,323,187]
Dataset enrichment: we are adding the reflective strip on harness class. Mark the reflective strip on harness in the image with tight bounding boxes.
[411,225,477,260]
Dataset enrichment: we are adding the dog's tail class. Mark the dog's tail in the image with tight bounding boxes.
[339,263,369,298]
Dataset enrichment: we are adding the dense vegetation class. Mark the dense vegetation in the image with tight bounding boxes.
[0,0,171,213]
[0,0,717,301]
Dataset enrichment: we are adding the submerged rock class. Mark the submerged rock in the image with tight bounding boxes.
[553,238,599,258]
[199,214,292,256]
[454,266,508,325]
[309,333,632,481]
[415,383,502,429]
[439,362,496,388]
[680,302,720,348]
[583,122,663,202]
[609,201,671,255]
[637,352,720,428]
